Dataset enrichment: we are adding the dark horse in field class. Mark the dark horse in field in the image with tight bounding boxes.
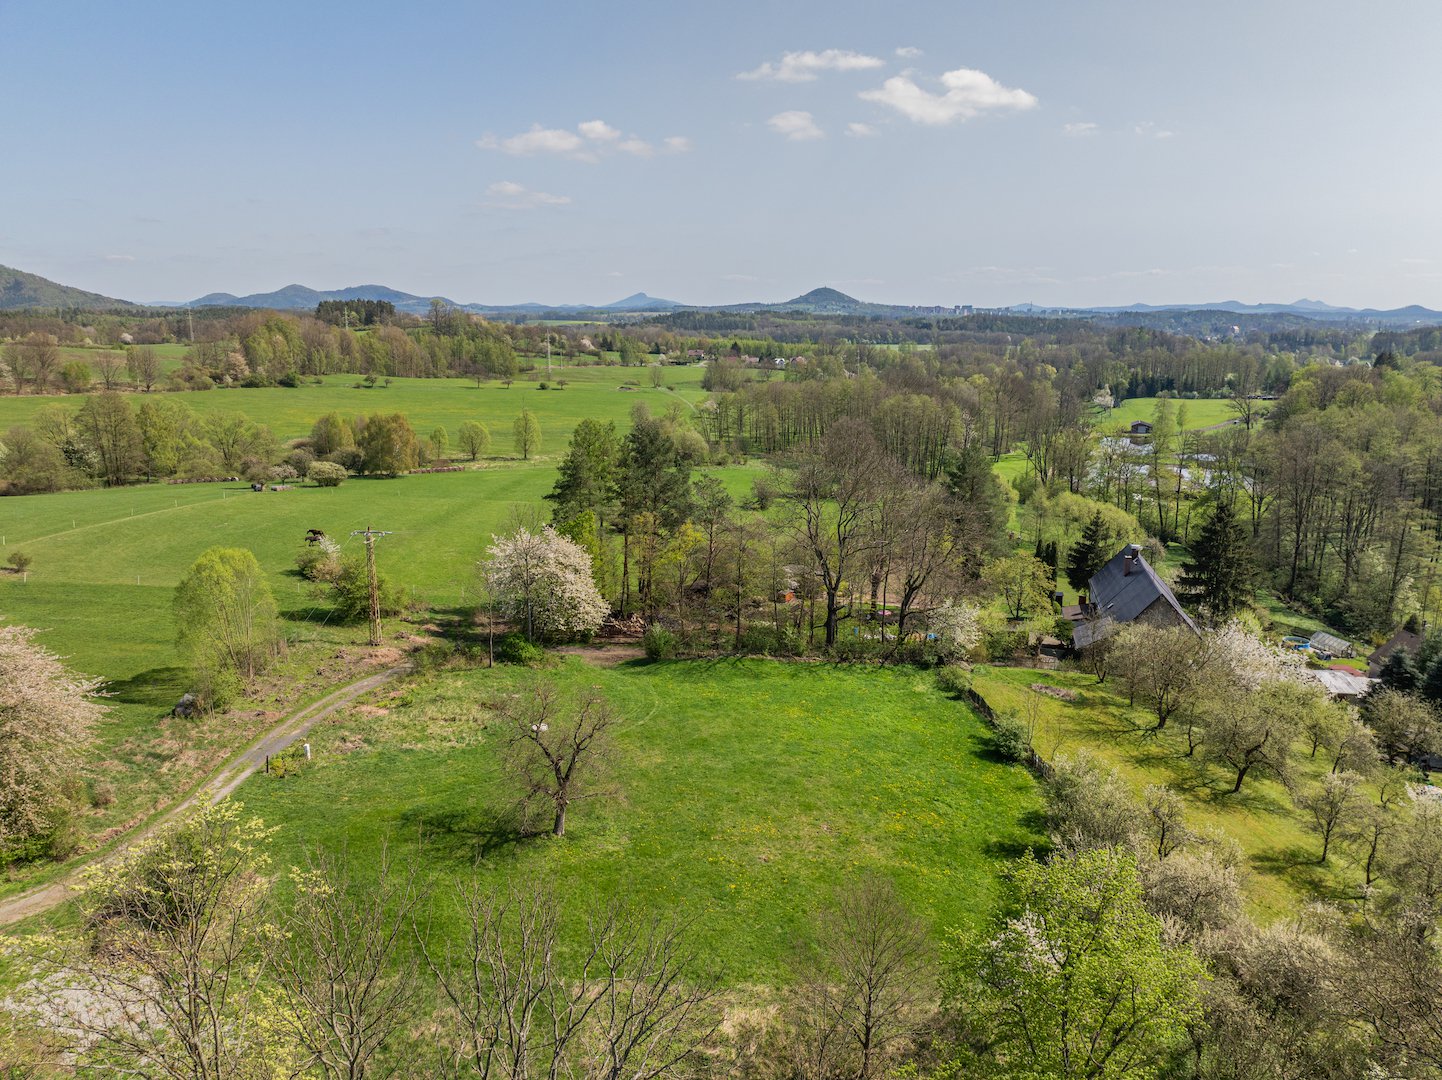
[304,529,327,545]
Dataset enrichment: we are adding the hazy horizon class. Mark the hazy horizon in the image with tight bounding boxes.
[4,0,1441,310]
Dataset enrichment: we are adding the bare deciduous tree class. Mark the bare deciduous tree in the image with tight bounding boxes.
[270,844,426,1080]
[790,877,931,1080]
[498,680,617,838]
[420,880,716,1080]
[788,419,882,649]
[126,345,161,393]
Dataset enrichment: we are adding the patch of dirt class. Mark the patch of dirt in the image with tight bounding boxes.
[352,704,390,718]
[1031,683,1078,701]
[334,735,367,754]
[553,644,647,667]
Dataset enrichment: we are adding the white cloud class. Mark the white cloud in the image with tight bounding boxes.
[618,137,654,157]
[103,253,136,262]
[578,119,620,142]
[1134,121,1175,139]
[606,270,624,278]
[895,46,923,58]
[484,181,572,210]
[739,49,884,83]
[846,122,879,138]
[859,66,1037,125]
[767,110,825,141]
[479,121,689,162]
[1063,121,1098,137]
[478,125,590,158]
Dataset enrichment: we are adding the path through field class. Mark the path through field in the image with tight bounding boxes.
[0,665,407,927]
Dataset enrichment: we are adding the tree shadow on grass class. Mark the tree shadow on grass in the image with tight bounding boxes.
[103,666,191,711]
[402,801,532,864]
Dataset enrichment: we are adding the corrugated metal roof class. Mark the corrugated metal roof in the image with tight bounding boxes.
[1307,669,1373,697]
[1085,545,1199,634]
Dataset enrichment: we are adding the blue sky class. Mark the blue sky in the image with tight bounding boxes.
[3,0,1441,308]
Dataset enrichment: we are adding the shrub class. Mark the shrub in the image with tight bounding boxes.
[7,551,33,574]
[992,713,1033,763]
[736,624,789,655]
[324,555,407,622]
[295,537,342,582]
[308,461,347,487]
[643,623,677,661]
[982,629,1029,661]
[324,448,365,473]
[936,664,972,697]
[411,639,458,673]
[493,631,544,666]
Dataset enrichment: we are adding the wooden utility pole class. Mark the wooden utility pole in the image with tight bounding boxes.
[351,526,392,646]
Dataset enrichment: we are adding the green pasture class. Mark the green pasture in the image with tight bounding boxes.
[238,657,1044,982]
[1100,396,1240,432]
[0,460,760,894]
[0,364,707,448]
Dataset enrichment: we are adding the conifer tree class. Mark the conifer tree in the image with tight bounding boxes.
[1177,501,1254,620]
[1421,653,1442,705]
[1378,647,1421,694]
[1065,511,1110,592]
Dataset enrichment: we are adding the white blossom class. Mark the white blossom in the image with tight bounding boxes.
[484,526,609,640]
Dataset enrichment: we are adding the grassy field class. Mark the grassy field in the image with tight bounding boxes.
[972,664,1381,918]
[0,364,707,448]
[237,657,1044,982]
[1101,396,1240,432]
[0,458,769,895]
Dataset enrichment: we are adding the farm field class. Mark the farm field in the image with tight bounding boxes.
[238,657,1044,982]
[973,665,1375,918]
[0,364,708,447]
[0,461,761,895]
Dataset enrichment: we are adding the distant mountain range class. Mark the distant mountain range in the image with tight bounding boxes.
[168,284,688,316]
[0,264,133,311]
[5,261,1442,327]
[1012,298,1442,323]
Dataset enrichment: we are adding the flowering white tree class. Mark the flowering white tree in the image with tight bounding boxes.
[928,600,983,661]
[484,526,609,641]
[0,624,104,862]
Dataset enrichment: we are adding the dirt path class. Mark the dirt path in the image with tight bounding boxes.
[0,665,408,928]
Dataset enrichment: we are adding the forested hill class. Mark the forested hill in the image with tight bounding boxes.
[0,264,133,311]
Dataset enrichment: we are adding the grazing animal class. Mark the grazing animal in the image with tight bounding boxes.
[305,529,326,545]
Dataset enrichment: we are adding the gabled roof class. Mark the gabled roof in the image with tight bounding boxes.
[1079,545,1199,643]
[1370,627,1423,673]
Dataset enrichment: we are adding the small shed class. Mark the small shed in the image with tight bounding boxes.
[1308,630,1355,658]
[1129,420,1154,436]
[1307,668,1373,699]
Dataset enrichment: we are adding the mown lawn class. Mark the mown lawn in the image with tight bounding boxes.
[236,657,1045,983]
[1102,396,1240,432]
[0,364,706,446]
[972,664,1388,918]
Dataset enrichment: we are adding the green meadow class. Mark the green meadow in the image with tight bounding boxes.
[0,363,708,448]
[1102,395,1240,431]
[237,657,1044,982]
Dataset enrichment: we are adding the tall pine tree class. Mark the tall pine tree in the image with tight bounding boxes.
[1177,500,1254,620]
[1065,511,1111,592]
[1378,647,1421,694]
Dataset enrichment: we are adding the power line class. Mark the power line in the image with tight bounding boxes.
[350,526,392,646]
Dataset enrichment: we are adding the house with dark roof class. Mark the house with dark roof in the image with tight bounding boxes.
[1129,420,1154,436]
[1072,544,1199,650]
[1369,626,1423,677]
